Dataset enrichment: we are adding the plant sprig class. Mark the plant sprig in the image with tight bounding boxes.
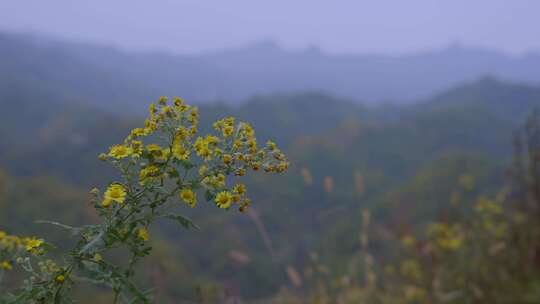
[0,96,288,303]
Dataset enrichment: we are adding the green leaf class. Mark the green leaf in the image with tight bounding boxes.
[164,214,199,230]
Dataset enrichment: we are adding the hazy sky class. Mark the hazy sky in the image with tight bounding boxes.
[0,0,538,55]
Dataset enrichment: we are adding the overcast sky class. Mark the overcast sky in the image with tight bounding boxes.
[0,1,538,55]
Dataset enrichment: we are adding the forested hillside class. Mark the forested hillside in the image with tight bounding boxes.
[1,76,539,301]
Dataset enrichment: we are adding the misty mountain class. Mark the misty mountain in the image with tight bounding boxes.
[2,73,540,298]
[2,31,540,112]
[202,41,540,101]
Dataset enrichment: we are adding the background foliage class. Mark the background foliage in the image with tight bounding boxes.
[2,33,540,303]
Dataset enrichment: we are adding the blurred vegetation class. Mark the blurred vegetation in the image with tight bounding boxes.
[267,110,540,304]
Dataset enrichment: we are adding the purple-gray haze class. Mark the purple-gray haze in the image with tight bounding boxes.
[0,0,538,55]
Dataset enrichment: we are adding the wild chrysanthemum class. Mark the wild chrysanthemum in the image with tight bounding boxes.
[137,228,149,241]
[194,137,211,159]
[139,165,161,185]
[232,184,246,195]
[180,189,197,207]
[222,154,232,165]
[215,191,233,209]
[131,140,143,156]
[103,184,127,206]
[130,128,147,137]
[108,145,132,159]
[223,125,234,137]
[0,261,12,270]
[25,237,44,254]
[93,253,103,262]
[172,144,190,160]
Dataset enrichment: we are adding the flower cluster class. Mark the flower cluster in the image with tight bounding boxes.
[1,96,288,303]
[0,231,46,272]
[99,96,288,213]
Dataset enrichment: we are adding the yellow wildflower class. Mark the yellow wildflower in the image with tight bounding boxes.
[216,174,225,187]
[56,275,66,283]
[235,168,246,176]
[144,119,157,135]
[201,174,226,188]
[93,253,103,262]
[222,154,232,165]
[223,125,234,137]
[188,107,199,123]
[101,197,112,208]
[273,151,286,161]
[198,165,208,177]
[194,137,212,159]
[161,105,173,116]
[146,144,169,161]
[158,96,168,105]
[175,127,189,141]
[232,184,246,195]
[251,161,261,171]
[205,135,219,144]
[173,97,184,107]
[130,128,147,137]
[276,161,289,172]
[224,117,235,126]
[0,261,12,270]
[148,103,157,115]
[180,189,197,208]
[215,191,233,209]
[233,141,244,151]
[172,144,190,160]
[266,140,277,150]
[25,237,44,253]
[131,140,143,156]
[146,144,162,153]
[104,184,127,205]
[108,145,132,159]
[247,139,257,149]
[242,123,255,137]
[139,165,161,185]
[239,198,252,213]
[214,148,223,157]
[177,103,190,112]
[137,228,150,241]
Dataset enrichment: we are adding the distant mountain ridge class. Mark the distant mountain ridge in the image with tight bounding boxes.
[2,31,540,112]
